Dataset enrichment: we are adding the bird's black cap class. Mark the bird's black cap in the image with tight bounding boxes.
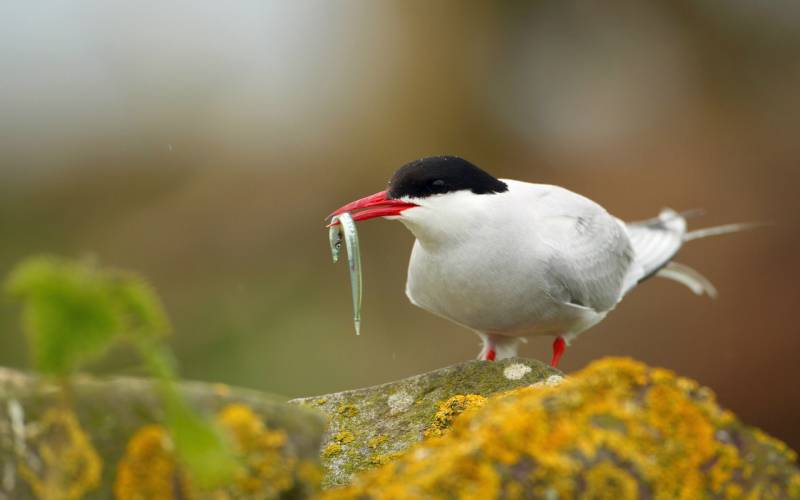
[387,156,508,199]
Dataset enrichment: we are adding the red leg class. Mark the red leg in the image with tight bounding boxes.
[550,336,566,368]
[485,348,496,361]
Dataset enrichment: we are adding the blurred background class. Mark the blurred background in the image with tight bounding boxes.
[1,1,798,448]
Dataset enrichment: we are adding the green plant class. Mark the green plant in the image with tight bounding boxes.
[5,255,237,488]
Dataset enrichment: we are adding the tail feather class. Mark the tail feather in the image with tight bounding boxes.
[624,209,763,295]
[628,208,705,227]
[684,222,767,241]
[655,261,718,298]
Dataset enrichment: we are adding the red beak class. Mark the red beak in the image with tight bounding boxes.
[327,190,417,226]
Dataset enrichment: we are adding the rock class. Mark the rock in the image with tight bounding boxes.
[0,367,325,499]
[320,357,800,499]
[290,357,561,488]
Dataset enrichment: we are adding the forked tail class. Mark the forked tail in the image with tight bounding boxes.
[623,209,763,297]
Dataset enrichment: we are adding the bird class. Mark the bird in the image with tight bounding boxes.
[328,156,755,368]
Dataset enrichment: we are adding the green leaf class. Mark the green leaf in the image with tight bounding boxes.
[5,256,123,375]
[4,255,172,375]
[109,273,171,338]
[165,392,239,490]
[136,332,238,489]
[5,255,238,486]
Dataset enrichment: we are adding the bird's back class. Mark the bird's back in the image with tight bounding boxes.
[404,181,635,337]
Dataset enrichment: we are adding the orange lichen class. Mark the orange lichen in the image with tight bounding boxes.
[114,425,187,500]
[18,407,102,500]
[583,461,639,500]
[322,357,799,499]
[114,403,318,499]
[424,394,487,438]
[215,403,296,496]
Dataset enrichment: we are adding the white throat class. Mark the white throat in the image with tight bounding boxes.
[396,190,506,249]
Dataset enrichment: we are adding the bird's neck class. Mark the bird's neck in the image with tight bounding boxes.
[399,219,451,249]
[398,190,508,249]
[399,210,486,251]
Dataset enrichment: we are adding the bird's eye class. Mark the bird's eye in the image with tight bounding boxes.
[431,179,446,191]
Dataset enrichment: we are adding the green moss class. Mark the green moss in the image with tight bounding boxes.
[290,357,561,488]
[321,358,800,499]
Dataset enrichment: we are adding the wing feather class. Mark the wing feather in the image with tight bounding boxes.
[535,190,635,313]
[624,208,686,284]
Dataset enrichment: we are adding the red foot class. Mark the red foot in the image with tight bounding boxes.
[550,337,565,368]
[485,348,496,361]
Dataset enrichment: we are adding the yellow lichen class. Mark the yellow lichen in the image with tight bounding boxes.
[789,473,800,497]
[114,425,187,500]
[369,452,403,466]
[333,431,355,445]
[709,443,741,493]
[18,407,102,500]
[216,403,296,496]
[583,461,639,499]
[114,403,315,499]
[322,357,799,499]
[753,428,798,462]
[424,394,487,438]
[337,404,358,417]
[367,435,388,449]
[725,483,744,499]
[323,443,343,458]
[315,398,328,406]
[504,480,523,500]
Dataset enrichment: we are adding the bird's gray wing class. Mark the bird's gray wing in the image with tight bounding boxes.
[624,208,687,283]
[539,210,635,313]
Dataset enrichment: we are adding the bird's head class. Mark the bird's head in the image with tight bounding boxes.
[328,156,508,243]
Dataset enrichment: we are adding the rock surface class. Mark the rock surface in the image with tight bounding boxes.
[4,357,797,499]
[320,357,800,499]
[290,357,562,488]
[0,367,325,499]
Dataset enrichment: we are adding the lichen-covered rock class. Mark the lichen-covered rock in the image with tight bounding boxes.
[322,358,800,499]
[290,358,561,488]
[0,368,325,499]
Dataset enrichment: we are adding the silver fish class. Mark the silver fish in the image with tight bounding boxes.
[331,212,362,336]
[329,222,343,263]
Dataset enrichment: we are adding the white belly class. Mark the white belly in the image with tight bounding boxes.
[405,239,600,338]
